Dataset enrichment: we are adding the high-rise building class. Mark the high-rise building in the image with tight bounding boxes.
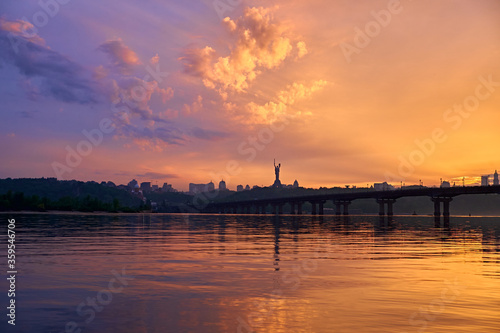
[494,170,499,186]
[237,185,244,192]
[219,180,227,191]
[245,185,250,191]
[140,182,152,191]
[162,183,173,192]
[481,175,489,187]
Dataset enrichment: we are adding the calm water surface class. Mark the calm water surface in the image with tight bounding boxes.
[1,213,500,333]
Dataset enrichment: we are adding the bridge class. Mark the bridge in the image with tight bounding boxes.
[204,185,500,219]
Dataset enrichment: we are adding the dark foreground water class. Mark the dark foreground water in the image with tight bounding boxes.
[1,213,499,333]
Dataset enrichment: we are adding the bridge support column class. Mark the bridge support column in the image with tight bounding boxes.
[297,202,303,215]
[311,202,317,215]
[342,201,350,216]
[278,204,283,215]
[432,199,441,218]
[431,197,453,225]
[333,200,351,215]
[335,202,342,215]
[290,202,296,214]
[443,198,452,217]
[377,199,396,216]
[378,200,385,216]
[387,200,394,216]
[319,201,325,215]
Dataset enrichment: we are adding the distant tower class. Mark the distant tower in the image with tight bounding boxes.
[219,179,227,191]
[293,180,299,188]
[237,185,244,192]
[245,184,250,191]
[481,175,490,187]
[494,170,499,186]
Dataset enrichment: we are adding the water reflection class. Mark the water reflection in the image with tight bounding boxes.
[3,213,500,333]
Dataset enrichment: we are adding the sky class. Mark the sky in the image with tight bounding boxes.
[0,0,499,191]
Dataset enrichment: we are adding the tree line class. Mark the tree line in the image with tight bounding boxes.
[0,190,145,213]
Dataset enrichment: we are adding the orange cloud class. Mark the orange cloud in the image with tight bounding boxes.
[181,7,304,96]
[0,18,45,46]
[240,80,328,124]
[98,39,141,74]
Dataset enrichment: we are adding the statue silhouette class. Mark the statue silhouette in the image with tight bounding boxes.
[274,159,281,181]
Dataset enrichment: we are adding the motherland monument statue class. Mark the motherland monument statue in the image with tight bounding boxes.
[272,159,282,188]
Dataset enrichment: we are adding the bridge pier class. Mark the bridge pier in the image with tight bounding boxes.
[297,202,303,215]
[334,200,351,215]
[377,198,396,216]
[343,201,350,215]
[433,199,441,218]
[432,197,453,217]
[319,200,325,215]
[311,201,317,215]
[335,202,342,216]
[443,198,452,217]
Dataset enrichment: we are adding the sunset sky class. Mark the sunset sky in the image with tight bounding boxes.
[1,0,499,191]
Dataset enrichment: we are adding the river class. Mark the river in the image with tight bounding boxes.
[1,213,499,332]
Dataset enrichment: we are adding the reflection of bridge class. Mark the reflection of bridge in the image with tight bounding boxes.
[206,186,500,218]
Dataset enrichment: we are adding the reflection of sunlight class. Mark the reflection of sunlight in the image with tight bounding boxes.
[236,296,314,333]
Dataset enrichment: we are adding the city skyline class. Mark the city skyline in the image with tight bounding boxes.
[1,0,500,191]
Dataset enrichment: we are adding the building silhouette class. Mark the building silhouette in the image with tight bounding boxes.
[140,182,152,192]
[440,181,451,188]
[237,185,244,192]
[481,175,490,186]
[127,179,138,189]
[219,180,227,191]
[374,182,395,191]
[189,181,215,194]
[494,170,499,185]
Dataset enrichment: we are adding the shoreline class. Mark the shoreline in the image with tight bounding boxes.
[1,211,499,218]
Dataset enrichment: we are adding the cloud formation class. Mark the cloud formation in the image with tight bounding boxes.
[98,39,141,74]
[181,7,302,96]
[190,126,229,141]
[136,171,178,179]
[240,80,328,124]
[0,18,99,104]
[109,76,174,124]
